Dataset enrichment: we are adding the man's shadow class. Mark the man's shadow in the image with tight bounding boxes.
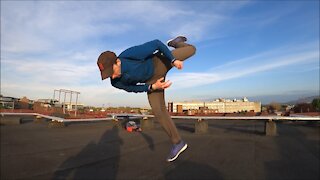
[53,124,155,180]
[52,126,122,180]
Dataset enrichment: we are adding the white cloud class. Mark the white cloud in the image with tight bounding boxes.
[2,57,96,85]
[1,80,150,107]
[167,44,319,89]
[1,1,246,54]
[170,14,226,41]
[1,1,135,54]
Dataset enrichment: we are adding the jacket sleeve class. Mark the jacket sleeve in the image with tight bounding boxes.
[118,39,175,62]
[111,79,149,93]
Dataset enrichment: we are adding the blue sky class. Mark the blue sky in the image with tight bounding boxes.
[1,0,319,107]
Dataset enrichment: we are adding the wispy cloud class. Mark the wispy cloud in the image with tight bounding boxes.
[1,50,100,85]
[167,42,319,89]
[1,1,247,54]
[1,1,136,54]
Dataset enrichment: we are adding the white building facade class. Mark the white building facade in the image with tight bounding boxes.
[168,97,261,113]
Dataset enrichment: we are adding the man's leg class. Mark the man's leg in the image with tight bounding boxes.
[154,42,196,72]
[146,41,196,144]
[171,42,196,62]
[146,52,180,144]
[147,90,181,144]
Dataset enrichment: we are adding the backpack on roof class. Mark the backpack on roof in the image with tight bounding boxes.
[125,121,142,132]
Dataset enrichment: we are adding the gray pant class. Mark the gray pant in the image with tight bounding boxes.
[146,42,196,144]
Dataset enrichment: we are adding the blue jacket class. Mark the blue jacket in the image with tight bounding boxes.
[111,39,175,93]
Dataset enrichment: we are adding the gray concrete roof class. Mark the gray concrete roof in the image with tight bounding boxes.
[1,118,319,180]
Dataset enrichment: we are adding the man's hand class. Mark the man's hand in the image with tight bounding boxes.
[172,60,183,70]
[152,77,172,90]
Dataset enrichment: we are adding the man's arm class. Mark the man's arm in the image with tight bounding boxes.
[111,77,173,93]
[111,79,149,93]
[118,39,175,63]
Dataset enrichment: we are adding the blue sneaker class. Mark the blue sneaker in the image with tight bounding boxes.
[167,140,188,162]
[167,36,187,48]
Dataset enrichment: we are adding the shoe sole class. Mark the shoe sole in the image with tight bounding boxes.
[166,35,187,46]
[167,143,188,162]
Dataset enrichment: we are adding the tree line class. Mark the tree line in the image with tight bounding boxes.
[266,98,320,113]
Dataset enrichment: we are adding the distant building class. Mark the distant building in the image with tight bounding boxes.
[35,99,84,111]
[17,96,34,109]
[168,97,261,113]
[0,96,17,109]
[0,96,34,109]
[36,99,58,108]
[63,102,84,111]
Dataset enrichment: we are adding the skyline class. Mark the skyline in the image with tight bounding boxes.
[1,1,319,107]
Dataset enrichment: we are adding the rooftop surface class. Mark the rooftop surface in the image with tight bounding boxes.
[1,117,319,180]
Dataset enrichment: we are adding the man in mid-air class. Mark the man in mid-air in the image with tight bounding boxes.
[97,36,196,162]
